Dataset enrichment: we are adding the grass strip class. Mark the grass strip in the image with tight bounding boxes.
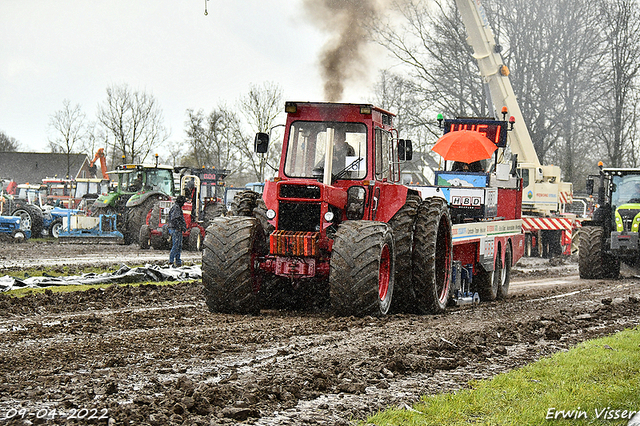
[366,327,640,425]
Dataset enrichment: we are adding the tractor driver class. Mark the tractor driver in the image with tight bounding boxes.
[628,182,640,203]
[314,129,356,177]
[332,129,355,172]
[131,174,143,192]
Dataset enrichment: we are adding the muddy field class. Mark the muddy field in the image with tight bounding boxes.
[1,241,640,425]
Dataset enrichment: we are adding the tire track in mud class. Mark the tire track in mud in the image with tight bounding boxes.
[1,265,640,425]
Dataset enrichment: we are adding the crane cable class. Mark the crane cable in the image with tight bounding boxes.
[204,0,209,15]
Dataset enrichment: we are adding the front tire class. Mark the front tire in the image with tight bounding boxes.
[412,197,452,314]
[50,218,63,239]
[330,221,395,317]
[202,217,265,314]
[579,226,620,279]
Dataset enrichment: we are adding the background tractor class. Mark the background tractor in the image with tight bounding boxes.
[91,162,176,244]
[579,165,640,278]
[140,168,229,251]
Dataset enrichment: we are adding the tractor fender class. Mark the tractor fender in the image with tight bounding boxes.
[125,191,169,208]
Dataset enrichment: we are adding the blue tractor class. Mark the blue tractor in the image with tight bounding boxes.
[0,215,30,242]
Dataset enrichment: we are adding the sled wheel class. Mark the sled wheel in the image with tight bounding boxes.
[497,242,512,299]
[477,246,501,302]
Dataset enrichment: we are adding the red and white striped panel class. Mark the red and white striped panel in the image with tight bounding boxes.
[522,217,575,232]
[559,191,573,205]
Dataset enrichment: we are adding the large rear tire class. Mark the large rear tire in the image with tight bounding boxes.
[330,221,395,317]
[202,217,265,314]
[412,197,452,314]
[125,196,159,245]
[187,227,202,251]
[139,225,151,249]
[202,202,226,229]
[12,205,44,239]
[387,194,420,313]
[229,191,260,217]
[579,225,620,279]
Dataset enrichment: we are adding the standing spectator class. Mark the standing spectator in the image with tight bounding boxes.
[168,195,187,267]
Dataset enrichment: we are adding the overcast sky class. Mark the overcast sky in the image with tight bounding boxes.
[0,0,381,155]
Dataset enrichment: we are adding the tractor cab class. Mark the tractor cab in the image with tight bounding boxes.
[253,102,412,277]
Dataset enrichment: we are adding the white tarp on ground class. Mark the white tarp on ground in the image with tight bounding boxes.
[0,264,202,292]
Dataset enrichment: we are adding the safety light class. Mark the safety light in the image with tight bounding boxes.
[499,64,510,76]
[324,211,335,222]
[266,209,276,220]
[285,102,297,113]
[360,106,372,115]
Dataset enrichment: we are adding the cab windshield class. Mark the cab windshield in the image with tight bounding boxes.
[612,174,640,206]
[284,121,367,180]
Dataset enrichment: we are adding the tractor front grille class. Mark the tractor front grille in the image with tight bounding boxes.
[618,208,640,231]
[278,202,321,232]
[270,231,319,256]
[279,184,321,199]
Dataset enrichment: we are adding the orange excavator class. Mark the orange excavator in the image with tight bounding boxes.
[89,148,108,180]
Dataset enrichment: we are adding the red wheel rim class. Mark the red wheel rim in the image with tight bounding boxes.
[378,244,391,301]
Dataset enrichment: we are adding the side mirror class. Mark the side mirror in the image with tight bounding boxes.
[255,132,270,154]
[398,139,413,161]
[586,178,594,195]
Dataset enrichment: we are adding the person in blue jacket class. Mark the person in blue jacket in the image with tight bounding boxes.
[168,195,187,267]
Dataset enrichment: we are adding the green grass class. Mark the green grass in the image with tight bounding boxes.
[366,327,640,425]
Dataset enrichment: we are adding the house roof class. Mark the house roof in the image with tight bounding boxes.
[0,151,91,184]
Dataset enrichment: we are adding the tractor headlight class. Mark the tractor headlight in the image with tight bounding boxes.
[324,211,335,222]
[266,209,276,220]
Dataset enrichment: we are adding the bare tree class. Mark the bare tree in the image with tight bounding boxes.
[374,0,488,121]
[48,99,88,178]
[238,82,284,181]
[183,107,246,180]
[0,131,20,152]
[593,0,640,167]
[98,84,169,165]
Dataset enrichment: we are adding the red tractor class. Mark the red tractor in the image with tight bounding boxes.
[140,168,228,251]
[202,102,524,316]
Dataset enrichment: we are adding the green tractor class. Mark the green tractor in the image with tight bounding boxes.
[91,163,176,245]
[579,165,640,278]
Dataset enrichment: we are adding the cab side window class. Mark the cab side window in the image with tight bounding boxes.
[375,128,391,181]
